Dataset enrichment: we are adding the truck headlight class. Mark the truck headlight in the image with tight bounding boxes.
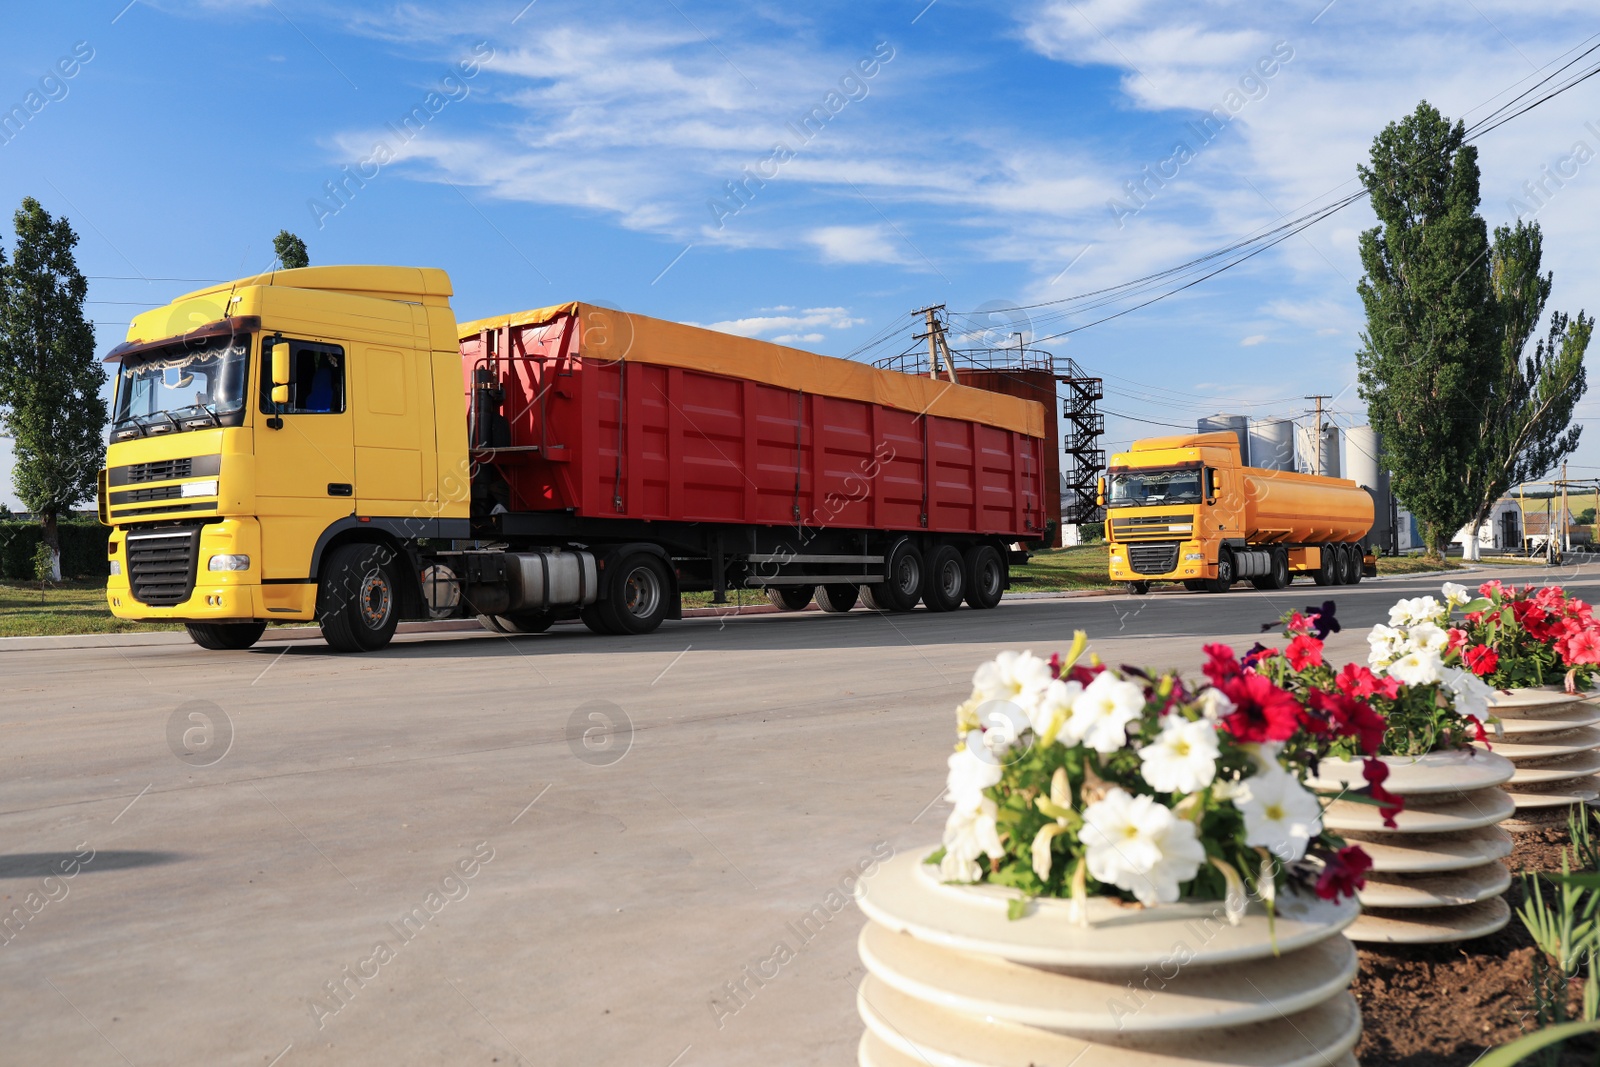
[208,554,250,571]
[1184,552,1204,561]
[108,560,121,575]
[182,479,219,498]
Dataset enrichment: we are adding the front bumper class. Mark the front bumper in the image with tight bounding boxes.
[106,518,317,622]
[1108,541,1209,582]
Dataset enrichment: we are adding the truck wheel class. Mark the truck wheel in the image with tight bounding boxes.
[1127,581,1151,595]
[963,544,1005,610]
[1313,544,1339,586]
[1348,545,1365,584]
[815,584,859,613]
[1205,551,1235,594]
[318,543,401,652]
[480,612,555,634]
[580,604,616,635]
[595,553,671,635]
[766,586,815,611]
[869,541,924,612]
[1267,549,1291,589]
[1182,580,1207,592]
[923,545,966,612]
[186,621,267,650]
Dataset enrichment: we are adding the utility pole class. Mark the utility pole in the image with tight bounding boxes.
[1304,395,1332,475]
[1562,461,1571,554]
[912,305,958,384]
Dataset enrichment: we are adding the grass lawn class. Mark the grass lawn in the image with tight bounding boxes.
[1373,555,1461,576]
[1009,544,1114,592]
[0,580,182,638]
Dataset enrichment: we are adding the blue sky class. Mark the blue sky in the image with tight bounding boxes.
[3,0,1600,510]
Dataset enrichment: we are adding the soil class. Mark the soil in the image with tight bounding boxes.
[1353,824,1600,1066]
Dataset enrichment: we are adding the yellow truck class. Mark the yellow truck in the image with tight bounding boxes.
[1102,431,1374,594]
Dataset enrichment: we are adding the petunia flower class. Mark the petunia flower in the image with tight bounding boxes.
[1232,766,1322,863]
[1315,844,1372,901]
[1362,758,1405,828]
[1137,715,1220,793]
[1217,673,1304,743]
[1081,788,1206,906]
[1285,634,1324,672]
[1065,671,1147,753]
[1305,601,1341,640]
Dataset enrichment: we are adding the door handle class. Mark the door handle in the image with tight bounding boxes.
[328,483,353,497]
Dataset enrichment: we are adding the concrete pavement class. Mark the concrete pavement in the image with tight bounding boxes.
[3,562,1595,1066]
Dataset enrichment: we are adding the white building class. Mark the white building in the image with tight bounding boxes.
[1452,498,1523,557]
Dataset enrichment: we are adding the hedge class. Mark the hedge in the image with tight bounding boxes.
[0,521,110,580]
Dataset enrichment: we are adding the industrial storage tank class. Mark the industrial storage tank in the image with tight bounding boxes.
[1248,418,1295,471]
[1198,414,1250,466]
[1296,423,1341,477]
[1345,425,1391,550]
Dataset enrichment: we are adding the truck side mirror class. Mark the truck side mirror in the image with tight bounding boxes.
[1204,468,1217,505]
[1096,476,1105,507]
[269,340,291,406]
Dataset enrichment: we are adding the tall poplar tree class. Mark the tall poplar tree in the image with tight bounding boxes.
[273,230,309,270]
[1355,102,1497,555]
[0,198,105,579]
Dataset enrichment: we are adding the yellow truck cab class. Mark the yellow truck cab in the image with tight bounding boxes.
[101,266,470,650]
[1103,432,1374,594]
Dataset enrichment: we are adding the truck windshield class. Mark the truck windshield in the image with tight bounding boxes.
[1109,468,1203,506]
[111,335,251,441]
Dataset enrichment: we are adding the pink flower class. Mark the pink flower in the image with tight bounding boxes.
[1563,629,1600,667]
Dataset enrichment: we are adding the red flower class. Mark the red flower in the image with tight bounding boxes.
[1363,758,1406,828]
[1462,644,1499,677]
[1285,634,1324,672]
[1563,629,1600,667]
[1285,611,1312,636]
[1335,663,1400,701]
[1218,673,1305,743]
[1479,580,1506,599]
[1315,845,1372,902]
[1446,628,1468,652]
[1310,689,1388,755]
[1202,643,1241,686]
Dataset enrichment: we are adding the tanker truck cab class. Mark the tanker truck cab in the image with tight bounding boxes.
[101,266,471,651]
[1105,431,1374,595]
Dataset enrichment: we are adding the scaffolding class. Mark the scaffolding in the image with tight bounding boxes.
[1058,357,1105,525]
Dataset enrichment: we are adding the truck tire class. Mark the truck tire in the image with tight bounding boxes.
[1348,545,1365,584]
[868,540,924,612]
[1127,581,1151,595]
[815,584,859,613]
[186,621,267,650]
[580,604,616,635]
[594,552,671,635]
[1205,550,1235,594]
[480,612,555,634]
[1182,580,1207,592]
[1267,548,1291,589]
[1313,544,1338,586]
[766,586,815,611]
[318,542,401,652]
[963,544,1005,610]
[923,545,966,612]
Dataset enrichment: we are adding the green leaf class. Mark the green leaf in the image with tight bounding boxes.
[1551,872,1600,889]
[1006,896,1029,921]
[923,847,946,865]
[1472,1019,1600,1066]
[1462,597,1493,613]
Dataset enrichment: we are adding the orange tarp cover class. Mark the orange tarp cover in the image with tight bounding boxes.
[459,303,1046,439]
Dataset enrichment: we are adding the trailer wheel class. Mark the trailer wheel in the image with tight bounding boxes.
[869,541,924,612]
[186,621,267,650]
[1205,550,1235,594]
[318,543,401,652]
[923,545,966,612]
[1348,545,1365,584]
[815,584,859,613]
[1312,544,1339,586]
[766,586,815,611]
[594,553,671,635]
[962,545,1005,610]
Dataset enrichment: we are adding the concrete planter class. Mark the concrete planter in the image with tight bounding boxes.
[853,849,1361,1067]
[1473,686,1600,828]
[1312,749,1516,944]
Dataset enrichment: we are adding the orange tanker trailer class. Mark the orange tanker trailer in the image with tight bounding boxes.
[1101,431,1375,594]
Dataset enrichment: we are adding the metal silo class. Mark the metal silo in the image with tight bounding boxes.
[1248,418,1295,471]
[1295,422,1341,477]
[1198,414,1250,465]
[1345,425,1390,549]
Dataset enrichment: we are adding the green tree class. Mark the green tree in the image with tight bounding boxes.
[1355,102,1498,556]
[272,229,309,270]
[0,197,105,580]
[1457,220,1589,559]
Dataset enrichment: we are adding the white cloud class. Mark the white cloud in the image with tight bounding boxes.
[1240,334,1267,346]
[805,225,908,265]
[697,306,865,339]
[771,332,826,344]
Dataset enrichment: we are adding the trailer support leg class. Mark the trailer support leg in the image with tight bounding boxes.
[711,533,727,605]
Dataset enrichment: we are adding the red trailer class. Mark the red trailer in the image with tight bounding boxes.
[455,302,1046,633]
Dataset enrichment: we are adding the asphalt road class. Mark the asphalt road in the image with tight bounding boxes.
[4,561,1597,1066]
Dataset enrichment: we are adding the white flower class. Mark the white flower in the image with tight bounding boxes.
[940,798,1004,882]
[1441,582,1471,607]
[1440,666,1493,723]
[972,650,1054,709]
[1138,716,1220,794]
[1389,596,1446,628]
[944,748,1003,814]
[1232,767,1323,863]
[1081,788,1206,906]
[1066,672,1147,753]
[1195,687,1235,721]
[1406,622,1449,655]
[1240,741,1285,775]
[1367,623,1405,669]
[1387,647,1445,686]
[1026,678,1083,740]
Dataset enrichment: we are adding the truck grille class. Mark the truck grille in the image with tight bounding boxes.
[125,458,193,484]
[1111,513,1193,540]
[1127,541,1181,575]
[127,526,201,606]
[112,484,183,505]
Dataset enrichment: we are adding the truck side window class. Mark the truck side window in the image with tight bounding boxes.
[260,339,346,414]
[1205,469,1218,499]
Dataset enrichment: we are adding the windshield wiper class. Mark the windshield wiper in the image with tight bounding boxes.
[137,411,181,434]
